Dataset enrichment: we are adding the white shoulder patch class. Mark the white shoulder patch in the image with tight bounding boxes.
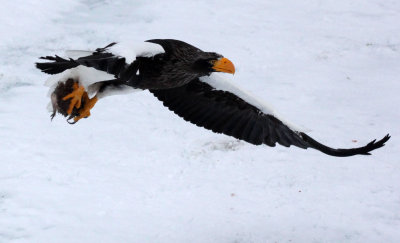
[199,73,304,132]
[108,41,165,63]
[44,65,115,98]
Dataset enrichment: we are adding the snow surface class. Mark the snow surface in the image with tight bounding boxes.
[1,0,399,242]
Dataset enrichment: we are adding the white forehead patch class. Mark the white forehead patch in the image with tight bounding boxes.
[109,42,165,64]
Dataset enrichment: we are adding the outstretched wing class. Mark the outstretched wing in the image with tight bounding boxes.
[36,44,126,76]
[36,41,165,76]
[150,75,390,157]
[37,41,165,99]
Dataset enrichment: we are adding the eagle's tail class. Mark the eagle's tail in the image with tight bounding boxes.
[36,56,79,75]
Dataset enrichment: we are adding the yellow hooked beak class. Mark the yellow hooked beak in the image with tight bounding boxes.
[212,57,235,74]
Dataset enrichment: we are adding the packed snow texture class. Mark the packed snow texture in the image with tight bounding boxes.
[0,0,399,242]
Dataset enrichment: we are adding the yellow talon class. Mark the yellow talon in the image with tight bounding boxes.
[62,82,85,115]
[73,94,98,123]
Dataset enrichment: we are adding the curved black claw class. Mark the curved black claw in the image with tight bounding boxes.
[67,116,77,125]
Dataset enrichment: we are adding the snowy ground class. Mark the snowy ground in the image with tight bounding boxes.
[1,0,399,242]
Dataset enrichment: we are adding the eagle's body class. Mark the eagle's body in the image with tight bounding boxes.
[37,39,390,157]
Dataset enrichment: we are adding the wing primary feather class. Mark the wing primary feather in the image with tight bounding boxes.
[183,104,207,123]
[209,110,236,133]
[222,113,245,136]
[264,118,278,147]
[230,114,251,139]
[248,120,264,145]
[193,107,216,126]
[187,105,212,124]
[300,133,390,157]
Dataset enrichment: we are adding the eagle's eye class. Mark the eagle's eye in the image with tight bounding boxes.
[192,58,216,73]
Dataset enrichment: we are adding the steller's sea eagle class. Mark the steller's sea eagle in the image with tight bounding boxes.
[36,39,390,157]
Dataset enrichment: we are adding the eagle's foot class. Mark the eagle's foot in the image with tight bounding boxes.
[50,79,97,124]
[67,94,98,124]
[62,82,85,114]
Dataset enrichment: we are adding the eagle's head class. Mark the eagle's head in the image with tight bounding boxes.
[191,53,235,76]
[142,39,235,88]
